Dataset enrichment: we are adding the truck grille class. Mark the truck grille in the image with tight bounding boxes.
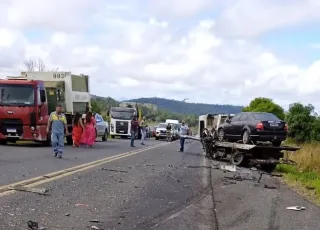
[0,119,23,135]
[116,121,129,134]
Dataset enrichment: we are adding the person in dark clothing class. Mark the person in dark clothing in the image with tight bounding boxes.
[130,115,139,147]
[166,123,172,142]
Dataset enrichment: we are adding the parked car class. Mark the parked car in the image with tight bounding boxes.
[155,123,167,140]
[217,112,288,146]
[95,113,109,141]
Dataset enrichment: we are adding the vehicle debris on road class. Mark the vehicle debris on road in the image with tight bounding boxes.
[9,186,49,195]
[286,206,306,211]
[101,168,128,173]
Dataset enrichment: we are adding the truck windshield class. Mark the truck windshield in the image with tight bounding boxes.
[111,111,134,120]
[0,85,34,105]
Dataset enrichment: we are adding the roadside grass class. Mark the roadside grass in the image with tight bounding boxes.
[276,140,320,204]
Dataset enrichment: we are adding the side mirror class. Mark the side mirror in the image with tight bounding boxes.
[226,119,231,123]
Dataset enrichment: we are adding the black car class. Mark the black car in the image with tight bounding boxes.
[217,112,288,146]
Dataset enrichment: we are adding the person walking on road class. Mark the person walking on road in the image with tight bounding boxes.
[140,116,147,145]
[166,123,172,142]
[178,120,189,152]
[72,112,84,147]
[130,115,139,147]
[46,105,69,158]
[81,111,96,148]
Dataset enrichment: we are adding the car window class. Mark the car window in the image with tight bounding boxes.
[95,115,102,122]
[239,113,248,121]
[252,113,279,121]
[231,114,241,122]
[246,114,255,121]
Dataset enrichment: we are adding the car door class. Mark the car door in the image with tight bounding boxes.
[233,113,248,136]
[224,113,242,139]
[95,114,104,136]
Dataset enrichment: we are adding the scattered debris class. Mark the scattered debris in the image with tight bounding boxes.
[9,186,49,195]
[118,180,125,183]
[65,213,71,216]
[91,226,100,230]
[220,165,237,172]
[89,219,100,223]
[75,203,89,207]
[250,167,258,171]
[101,168,128,173]
[134,186,139,188]
[187,165,218,169]
[27,220,46,230]
[168,165,173,167]
[271,173,283,177]
[145,164,155,166]
[286,206,306,211]
[119,216,125,219]
[264,185,276,189]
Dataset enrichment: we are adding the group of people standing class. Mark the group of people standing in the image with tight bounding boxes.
[72,111,96,148]
[130,115,147,147]
[47,105,97,158]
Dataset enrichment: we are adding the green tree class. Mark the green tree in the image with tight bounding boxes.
[243,97,285,120]
[286,103,316,143]
[91,100,102,114]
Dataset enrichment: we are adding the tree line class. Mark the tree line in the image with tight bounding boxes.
[243,97,320,144]
[90,98,199,127]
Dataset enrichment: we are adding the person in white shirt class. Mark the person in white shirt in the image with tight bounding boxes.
[179,120,189,152]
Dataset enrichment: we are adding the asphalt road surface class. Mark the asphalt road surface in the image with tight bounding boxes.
[0,138,320,230]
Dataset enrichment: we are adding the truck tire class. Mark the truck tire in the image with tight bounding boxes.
[66,135,73,145]
[230,151,245,166]
[102,129,108,142]
[0,139,7,145]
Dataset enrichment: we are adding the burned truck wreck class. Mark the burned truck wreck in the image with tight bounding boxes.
[186,113,300,171]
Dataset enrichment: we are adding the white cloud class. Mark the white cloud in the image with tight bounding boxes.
[1,0,320,110]
[216,0,320,38]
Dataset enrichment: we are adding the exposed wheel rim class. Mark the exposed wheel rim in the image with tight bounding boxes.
[232,152,244,165]
[242,131,249,144]
[218,129,224,141]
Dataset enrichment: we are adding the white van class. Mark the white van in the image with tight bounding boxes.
[165,119,179,124]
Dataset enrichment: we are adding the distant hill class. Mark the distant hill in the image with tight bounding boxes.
[125,97,243,115]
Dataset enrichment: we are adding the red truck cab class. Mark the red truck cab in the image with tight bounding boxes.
[0,78,52,145]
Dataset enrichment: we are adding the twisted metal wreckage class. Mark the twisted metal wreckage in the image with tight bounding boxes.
[183,127,300,171]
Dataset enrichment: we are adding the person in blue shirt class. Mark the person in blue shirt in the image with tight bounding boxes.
[179,120,189,152]
[46,105,69,158]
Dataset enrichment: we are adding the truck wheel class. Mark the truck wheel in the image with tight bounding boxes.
[0,140,7,145]
[217,128,224,141]
[230,151,245,166]
[66,135,73,145]
[102,129,108,142]
[242,130,250,144]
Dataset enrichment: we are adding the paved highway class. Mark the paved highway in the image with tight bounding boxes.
[0,138,320,230]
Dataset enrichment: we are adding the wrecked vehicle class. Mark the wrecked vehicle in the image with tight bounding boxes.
[189,113,300,171]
